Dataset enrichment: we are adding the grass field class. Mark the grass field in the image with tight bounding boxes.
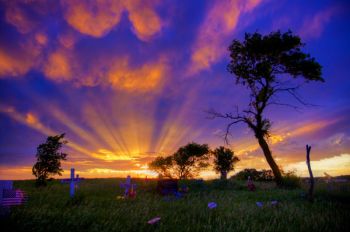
[1,178,349,232]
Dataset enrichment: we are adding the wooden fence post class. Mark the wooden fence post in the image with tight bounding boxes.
[306,145,314,202]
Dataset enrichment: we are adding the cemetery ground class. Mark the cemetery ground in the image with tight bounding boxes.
[1,178,349,232]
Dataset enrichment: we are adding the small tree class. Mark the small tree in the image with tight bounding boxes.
[149,142,210,179]
[213,146,239,180]
[172,142,210,179]
[32,133,68,186]
[209,31,323,186]
[149,156,174,178]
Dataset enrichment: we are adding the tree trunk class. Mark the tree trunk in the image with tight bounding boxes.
[220,170,227,180]
[257,136,283,186]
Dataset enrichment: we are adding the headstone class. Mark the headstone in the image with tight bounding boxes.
[70,168,76,198]
[1,181,27,207]
[2,189,28,207]
[0,181,13,205]
[120,175,137,198]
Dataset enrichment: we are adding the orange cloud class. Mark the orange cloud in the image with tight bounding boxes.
[40,44,168,91]
[44,50,72,81]
[0,49,33,77]
[1,0,166,87]
[61,0,123,38]
[188,0,261,75]
[125,0,163,41]
[62,0,163,41]
[108,58,166,91]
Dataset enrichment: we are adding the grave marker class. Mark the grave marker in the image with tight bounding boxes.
[120,175,137,198]
[1,181,27,207]
[70,168,75,197]
[0,181,13,205]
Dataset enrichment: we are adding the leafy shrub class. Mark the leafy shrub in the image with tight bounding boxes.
[281,170,301,189]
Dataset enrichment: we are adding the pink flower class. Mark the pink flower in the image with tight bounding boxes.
[148,217,161,225]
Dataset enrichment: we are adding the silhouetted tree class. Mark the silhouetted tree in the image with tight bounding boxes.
[173,142,210,179]
[32,134,68,186]
[209,31,323,186]
[149,142,210,179]
[212,146,239,180]
[149,156,174,178]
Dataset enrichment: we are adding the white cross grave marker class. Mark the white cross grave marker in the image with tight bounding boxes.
[120,175,136,198]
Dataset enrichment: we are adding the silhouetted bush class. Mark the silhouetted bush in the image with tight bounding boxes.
[232,169,274,181]
[281,170,301,189]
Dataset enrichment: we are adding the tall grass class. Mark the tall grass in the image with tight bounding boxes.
[0,179,349,232]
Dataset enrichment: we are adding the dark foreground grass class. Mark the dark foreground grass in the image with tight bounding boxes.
[1,179,349,232]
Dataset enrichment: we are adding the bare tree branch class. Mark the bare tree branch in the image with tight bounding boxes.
[268,101,302,111]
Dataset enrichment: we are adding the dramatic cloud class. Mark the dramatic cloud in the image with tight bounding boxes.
[188,0,261,75]
[62,0,163,41]
[0,0,166,91]
[61,0,124,38]
[124,0,163,41]
[44,49,73,81]
[107,58,167,91]
[0,49,33,77]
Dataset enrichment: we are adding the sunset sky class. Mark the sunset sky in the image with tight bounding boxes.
[0,0,349,180]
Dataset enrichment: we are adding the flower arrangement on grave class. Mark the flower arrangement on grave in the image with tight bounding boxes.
[128,185,136,198]
[120,175,137,199]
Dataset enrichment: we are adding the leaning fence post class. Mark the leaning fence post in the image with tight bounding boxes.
[306,145,314,202]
